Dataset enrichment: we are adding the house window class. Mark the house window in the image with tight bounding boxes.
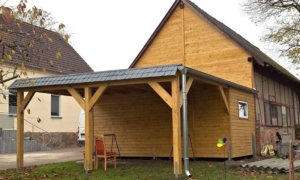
[51,95,60,117]
[271,104,277,126]
[277,106,283,126]
[265,102,271,126]
[8,91,17,115]
[287,108,291,127]
[264,102,291,127]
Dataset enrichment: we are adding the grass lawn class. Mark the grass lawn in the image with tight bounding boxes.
[0,158,298,180]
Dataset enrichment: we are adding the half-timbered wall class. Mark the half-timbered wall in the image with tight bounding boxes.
[254,72,297,149]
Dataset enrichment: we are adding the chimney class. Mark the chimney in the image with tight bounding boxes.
[2,7,12,22]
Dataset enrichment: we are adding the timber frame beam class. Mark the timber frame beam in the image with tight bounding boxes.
[218,85,230,114]
[67,85,107,171]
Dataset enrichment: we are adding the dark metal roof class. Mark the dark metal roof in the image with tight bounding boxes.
[9,64,257,94]
[129,0,299,83]
[9,64,179,89]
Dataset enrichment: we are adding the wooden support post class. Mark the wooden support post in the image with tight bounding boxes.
[16,91,24,168]
[172,75,182,174]
[84,87,93,171]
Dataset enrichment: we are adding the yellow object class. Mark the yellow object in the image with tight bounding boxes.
[261,145,268,156]
[268,145,275,156]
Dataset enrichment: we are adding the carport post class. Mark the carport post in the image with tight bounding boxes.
[16,90,35,168]
[16,91,24,168]
[84,87,93,171]
[172,75,182,174]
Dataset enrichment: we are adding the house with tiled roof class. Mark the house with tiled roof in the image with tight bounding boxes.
[0,8,93,138]
[7,0,300,176]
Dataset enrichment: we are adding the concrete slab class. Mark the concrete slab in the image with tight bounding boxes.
[0,147,84,170]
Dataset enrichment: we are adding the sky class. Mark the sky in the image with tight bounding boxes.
[5,0,299,77]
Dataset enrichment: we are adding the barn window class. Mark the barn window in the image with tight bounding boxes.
[271,104,277,126]
[51,95,60,117]
[287,108,291,127]
[277,106,283,126]
[264,102,271,126]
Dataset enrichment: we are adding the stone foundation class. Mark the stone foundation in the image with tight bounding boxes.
[28,132,78,149]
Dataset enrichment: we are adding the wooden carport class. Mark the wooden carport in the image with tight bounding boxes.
[9,64,256,175]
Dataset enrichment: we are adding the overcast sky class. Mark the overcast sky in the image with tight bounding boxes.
[5,0,299,77]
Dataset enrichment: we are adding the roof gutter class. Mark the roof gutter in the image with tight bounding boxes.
[178,66,192,178]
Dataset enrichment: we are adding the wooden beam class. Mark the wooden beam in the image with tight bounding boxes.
[88,85,107,111]
[20,91,35,110]
[186,77,194,93]
[84,87,93,171]
[218,86,230,114]
[67,88,85,110]
[171,75,182,174]
[16,91,24,168]
[148,82,172,108]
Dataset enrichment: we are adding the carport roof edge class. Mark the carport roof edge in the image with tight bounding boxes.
[8,64,180,89]
[8,64,257,93]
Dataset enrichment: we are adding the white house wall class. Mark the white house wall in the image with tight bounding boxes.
[0,65,81,132]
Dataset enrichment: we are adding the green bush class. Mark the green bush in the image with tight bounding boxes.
[295,124,300,140]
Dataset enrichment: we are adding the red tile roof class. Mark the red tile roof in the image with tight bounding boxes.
[0,14,93,74]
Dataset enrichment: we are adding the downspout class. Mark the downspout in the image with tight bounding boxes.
[178,66,192,178]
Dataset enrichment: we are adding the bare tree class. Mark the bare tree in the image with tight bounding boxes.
[14,6,71,43]
[0,0,68,90]
[241,0,300,69]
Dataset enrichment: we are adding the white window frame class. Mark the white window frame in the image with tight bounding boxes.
[51,95,61,118]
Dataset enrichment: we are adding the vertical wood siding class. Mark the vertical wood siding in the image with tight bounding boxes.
[93,83,254,158]
[229,88,255,157]
[134,7,183,68]
[191,85,230,158]
[183,7,253,88]
[133,5,253,88]
[94,90,172,157]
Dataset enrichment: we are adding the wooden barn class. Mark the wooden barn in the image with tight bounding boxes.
[9,0,300,175]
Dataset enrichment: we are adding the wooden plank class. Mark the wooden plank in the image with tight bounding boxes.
[84,87,93,170]
[88,85,107,111]
[16,91,24,168]
[218,86,229,114]
[171,75,182,174]
[67,88,85,110]
[148,82,172,108]
[20,91,35,110]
